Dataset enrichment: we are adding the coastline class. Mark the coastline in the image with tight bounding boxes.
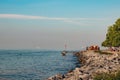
[48,50,120,80]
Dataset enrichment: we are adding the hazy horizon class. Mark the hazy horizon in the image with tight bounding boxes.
[0,0,120,50]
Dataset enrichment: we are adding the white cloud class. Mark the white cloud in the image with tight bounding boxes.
[0,14,49,19]
[0,14,113,26]
[0,14,68,20]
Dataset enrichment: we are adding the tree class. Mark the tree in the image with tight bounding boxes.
[102,18,120,47]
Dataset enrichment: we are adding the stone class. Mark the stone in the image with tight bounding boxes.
[48,50,120,80]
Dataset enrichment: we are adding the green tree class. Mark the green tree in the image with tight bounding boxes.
[102,18,120,47]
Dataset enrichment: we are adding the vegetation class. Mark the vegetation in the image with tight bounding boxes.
[94,71,120,80]
[94,50,112,55]
[102,18,120,47]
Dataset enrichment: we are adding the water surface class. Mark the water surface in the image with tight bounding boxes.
[0,50,78,80]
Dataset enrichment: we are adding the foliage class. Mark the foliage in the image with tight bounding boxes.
[94,71,120,80]
[102,18,120,47]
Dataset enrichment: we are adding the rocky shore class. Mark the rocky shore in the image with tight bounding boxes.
[48,50,120,80]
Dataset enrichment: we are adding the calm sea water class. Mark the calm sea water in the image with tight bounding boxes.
[0,50,79,80]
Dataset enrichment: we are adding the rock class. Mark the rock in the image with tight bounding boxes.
[48,74,63,80]
[79,74,89,80]
[48,50,120,80]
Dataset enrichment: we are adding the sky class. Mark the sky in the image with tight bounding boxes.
[0,0,120,50]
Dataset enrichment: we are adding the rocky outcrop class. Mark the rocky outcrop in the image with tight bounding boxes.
[48,50,120,80]
[48,74,63,80]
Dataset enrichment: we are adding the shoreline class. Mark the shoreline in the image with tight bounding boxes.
[48,50,120,80]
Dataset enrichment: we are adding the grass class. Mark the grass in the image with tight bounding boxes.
[94,50,113,55]
[94,71,120,80]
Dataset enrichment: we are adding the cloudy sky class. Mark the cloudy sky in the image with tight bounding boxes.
[0,0,120,50]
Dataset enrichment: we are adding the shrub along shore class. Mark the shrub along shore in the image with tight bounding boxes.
[48,50,120,80]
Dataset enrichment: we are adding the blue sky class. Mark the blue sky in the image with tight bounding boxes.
[0,0,120,50]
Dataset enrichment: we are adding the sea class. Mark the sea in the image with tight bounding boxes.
[0,50,79,80]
